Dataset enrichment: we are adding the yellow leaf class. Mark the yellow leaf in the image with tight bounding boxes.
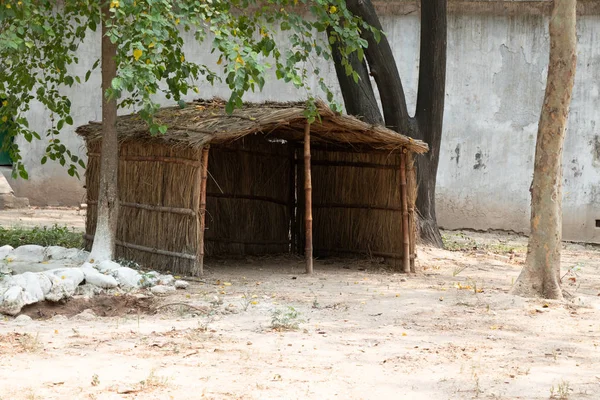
[217,55,223,65]
[250,301,258,305]
[223,282,232,286]
[54,330,58,334]
[175,18,180,25]
[61,275,66,280]
[180,55,185,62]
[133,49,143,61]
[1,100,7,107]
[1,116,7,123]
[110,0,119,8]
[329,5,337,13]
[401,332,407,337]
[148,42,155,48]
[235,55,245,65]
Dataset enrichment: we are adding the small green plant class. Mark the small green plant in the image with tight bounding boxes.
[139,369,170,390]
[271,306,303,331]
[0,225,83,248]
[452,265,468,277]
[18,332,42,353]
[91,374,100,387]
[240,292,255,312]
[549,380,571,399]
[312,297,320,309]
[116,258,142,270]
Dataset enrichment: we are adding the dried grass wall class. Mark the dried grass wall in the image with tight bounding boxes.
[205,135,291,256]
[297,146,406,268]
[85,141,202,274]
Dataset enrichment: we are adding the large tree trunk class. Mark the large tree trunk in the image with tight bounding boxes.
[511,0,577,299]
[413,0,447,247]
[89,14,119,262]
[338,0,447,247]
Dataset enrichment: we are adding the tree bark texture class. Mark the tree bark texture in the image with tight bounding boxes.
[328,28,383,125]
[511,0,577,299]
[346,0,413,134]
[414,0,447,248]
[338,0,447,247]
[89,14,119,262]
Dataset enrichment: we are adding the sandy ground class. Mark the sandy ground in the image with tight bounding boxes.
[0,207,85,231]
[1,210,600,399]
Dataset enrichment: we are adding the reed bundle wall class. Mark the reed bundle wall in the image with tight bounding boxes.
[84,133,418,274]
[296,146,408,268]
[205,135,291,256]
[85,141,202,274]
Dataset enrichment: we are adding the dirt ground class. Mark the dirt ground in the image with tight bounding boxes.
[1,210,600,399]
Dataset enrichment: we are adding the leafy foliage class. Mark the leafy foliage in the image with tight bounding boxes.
[0,0,377,178]
[0,224,83,248]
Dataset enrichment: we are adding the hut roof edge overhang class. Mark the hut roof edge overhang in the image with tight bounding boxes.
[76,99,429,154]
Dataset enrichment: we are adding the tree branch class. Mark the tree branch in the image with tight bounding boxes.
[328,28,383,125]
[346,0,412,134]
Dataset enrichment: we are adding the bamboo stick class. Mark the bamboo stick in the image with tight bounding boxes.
[206,192,288,207]
[289,142,297,254]
[205,238,290,246]
[212,146,289,160]
[198,146,210,276]
[295,159,398,170]
[83,234,196,260]
[86,200,195,217]
[400,149,410,273]
[88,153,201,167]
[313,203,402,212]
[304,122,313,274]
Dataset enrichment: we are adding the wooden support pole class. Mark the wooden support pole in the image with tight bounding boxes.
[289,142,297,254]
[400,150,410,273]
[197,146,210,276]
[303,122,313,274]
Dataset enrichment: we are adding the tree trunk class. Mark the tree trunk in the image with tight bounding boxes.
[89,13,119,262]
[413,0,447,248]
[511,0,577,299]
[339,0,447,247]
[346,0,412,135]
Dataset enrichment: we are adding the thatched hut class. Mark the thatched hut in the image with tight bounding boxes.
[76,99,428,276]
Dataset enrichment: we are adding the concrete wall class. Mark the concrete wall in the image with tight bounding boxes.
[11,6,600,243]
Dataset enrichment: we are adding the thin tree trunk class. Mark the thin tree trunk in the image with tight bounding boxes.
[89,13,119,262]
[413,0,447,248]
[511,0,577,299]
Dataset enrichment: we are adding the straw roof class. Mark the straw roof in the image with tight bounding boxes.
[76,99,428,154]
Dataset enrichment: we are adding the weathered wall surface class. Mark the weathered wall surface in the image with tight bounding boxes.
[12,3,600,243]
[437,13,600,244]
